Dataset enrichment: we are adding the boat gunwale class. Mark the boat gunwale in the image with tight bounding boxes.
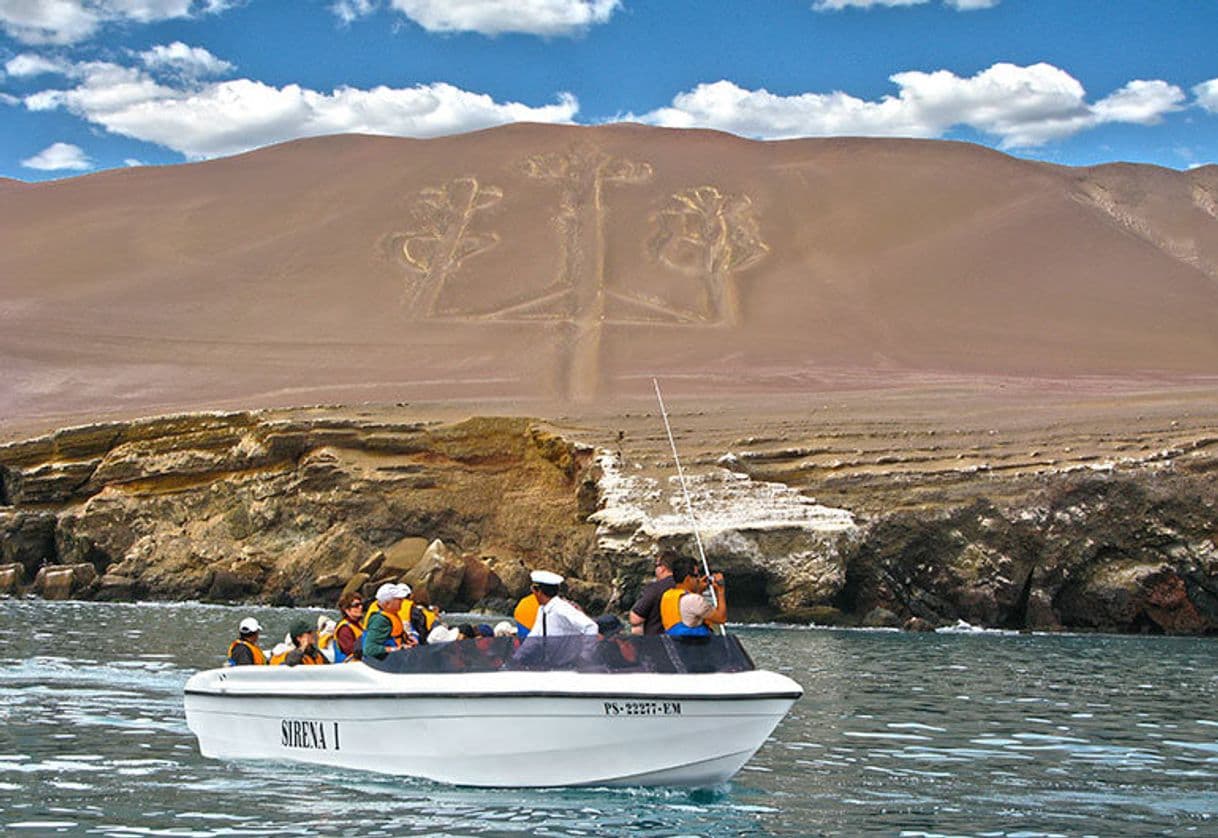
[184,688,803,701]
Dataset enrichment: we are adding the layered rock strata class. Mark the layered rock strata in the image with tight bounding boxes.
[1,408,1216,633]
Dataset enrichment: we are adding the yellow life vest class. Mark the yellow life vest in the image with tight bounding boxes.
[226,638,267,666]
[404,599,438,635]
[660,586,723,634]
[362,600,382,628]
[332,616,364,662]
[269,649,289,665]
[514,593,539,631]
[660,587,686,632]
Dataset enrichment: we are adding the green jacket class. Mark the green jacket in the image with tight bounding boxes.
[362,611,394,660]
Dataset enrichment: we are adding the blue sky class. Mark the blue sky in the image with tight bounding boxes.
[1,0,1216,181]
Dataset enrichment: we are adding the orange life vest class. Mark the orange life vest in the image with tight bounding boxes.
[365,597,433,644]
[514,593,539,632]
[226,638,267,666]
[377,608,407,649]
[270,646,328,665]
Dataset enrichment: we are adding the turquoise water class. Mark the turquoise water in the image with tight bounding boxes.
[0,599,1215,836]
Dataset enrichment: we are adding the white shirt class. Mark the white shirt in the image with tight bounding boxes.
[533,597,598,637]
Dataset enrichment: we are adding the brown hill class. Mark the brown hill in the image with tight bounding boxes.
[2,124,1217,423]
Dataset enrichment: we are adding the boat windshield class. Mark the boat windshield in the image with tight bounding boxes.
[364,634,757,676]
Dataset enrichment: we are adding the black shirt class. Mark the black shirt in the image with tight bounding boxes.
[631,576,676,635]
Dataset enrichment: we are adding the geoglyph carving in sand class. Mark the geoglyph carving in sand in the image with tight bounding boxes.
[649,186,769,326]
[388,150,770,399]
[396,177,503,316]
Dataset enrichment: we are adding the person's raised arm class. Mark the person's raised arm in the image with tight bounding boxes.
[706,573,727,626]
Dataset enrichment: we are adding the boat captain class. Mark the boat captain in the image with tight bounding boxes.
[527,570,598,637]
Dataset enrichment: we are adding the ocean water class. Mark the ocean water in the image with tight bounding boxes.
[0,600,1215,836]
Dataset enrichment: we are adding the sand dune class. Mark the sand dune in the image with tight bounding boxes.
[2,124,1217,423]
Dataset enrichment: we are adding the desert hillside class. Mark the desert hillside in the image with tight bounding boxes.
[2,124,1217,425]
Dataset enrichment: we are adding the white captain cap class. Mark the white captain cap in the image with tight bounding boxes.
[238,617,262,635]
[530,570,564,586]
[376,582,412,603]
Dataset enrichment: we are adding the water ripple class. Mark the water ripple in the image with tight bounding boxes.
[2,601,1217,835]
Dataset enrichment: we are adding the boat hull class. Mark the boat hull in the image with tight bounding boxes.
[184,667,802,787]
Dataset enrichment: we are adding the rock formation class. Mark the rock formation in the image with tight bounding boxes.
[0,411,600,610]
[2,406,1216,634]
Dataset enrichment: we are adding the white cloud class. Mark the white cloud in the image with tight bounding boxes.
[1195,79,1218,113]
[331,0,377,24]
[5,52,73,78]
[0,0,228,45]
[814,0,924,8]
[389,0,621,36]
[1091,80,1185,125]
[21,141,92,170]
[637,63,1184,148]
[813,0,998,9]
[23,58,580,159]
[0,0,100,44]
[139,42,233,78]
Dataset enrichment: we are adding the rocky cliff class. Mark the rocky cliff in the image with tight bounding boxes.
[1,407,1216,634]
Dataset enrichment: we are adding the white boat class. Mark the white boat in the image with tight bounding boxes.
[184,635,802,787]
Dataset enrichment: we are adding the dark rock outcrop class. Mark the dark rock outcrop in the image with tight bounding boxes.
[839,474,1218,634]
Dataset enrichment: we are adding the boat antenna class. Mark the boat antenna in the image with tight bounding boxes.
[652,378,725,634]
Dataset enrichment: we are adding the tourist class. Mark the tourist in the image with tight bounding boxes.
[332,591,365,662]
[316,615,337,662]
[427,623,460,643]
[367,584,437,644]
[594,613,638,670]
[528,570,598,637]
[493,620,517,638]
[273,619,328,666]
[595,614,624,637]
[660,556,727,637]
[362,582,416,660]
[226,616,267,666]
[629,550,677,635]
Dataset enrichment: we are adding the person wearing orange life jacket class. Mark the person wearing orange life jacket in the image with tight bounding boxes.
[226,616,267,666]
[364,586,436,645]
[331,591,365,662]
[270,619,329,666]
[660,556,727,638]
[513,591,539,638]
[362,583,417,660]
